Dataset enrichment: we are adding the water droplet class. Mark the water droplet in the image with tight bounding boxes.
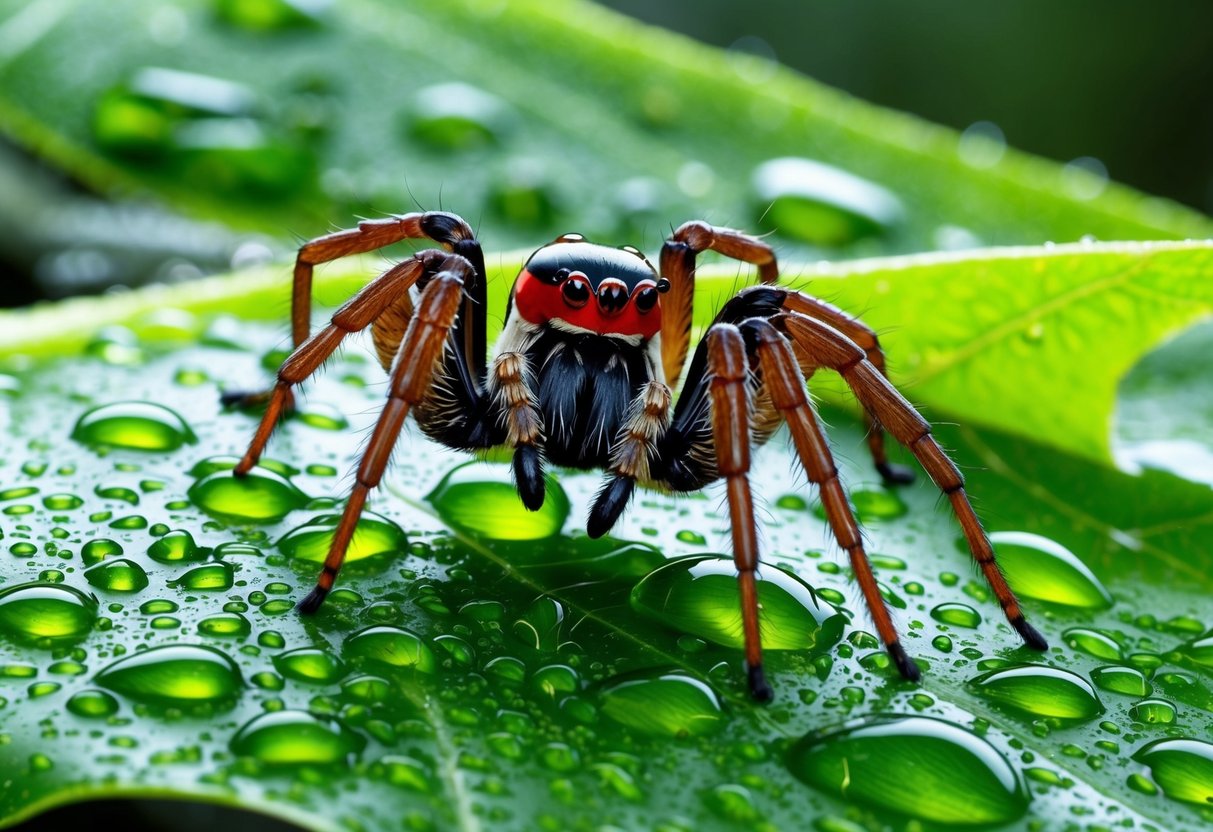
[1133,738,1213,807]
[213,0,331,32]
[408,82,510,150]
[1063,627,1123,661]
[932,635,953,653]
[631,555,845,651]
[1179,631,1213,670]
[675,529,707,545]
[1090,666,1151,697]
[72,402,197,452]
[489,158,558,227]
[969,664,1103,722]
[341,674,390,704]
[294,403,348,431]
[189,464,308,523]
[273,647,344,684]
[751,157,903,246]
[0,583,97,646]
[95,485,140,505]
[1130,698,1177,724]
[84,558,150,592]
[147,529,205,563]
[170,562,234,590]
[532,664,579,699]
[930,602,982,629]
[231,710,363,765]
[95,644,242,704]
[66,689,120,718]
[788,716,1029,824]
[427,461,569,541]
[344,626,435,673]
[42,493,83,511]
[277,511,405,565]
[599,672,724,738]
[198,613,252,638]
[989,532,1111,608]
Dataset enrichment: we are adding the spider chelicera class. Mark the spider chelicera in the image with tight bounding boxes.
[226,211,1048,701]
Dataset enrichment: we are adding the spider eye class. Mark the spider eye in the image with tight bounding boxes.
[656,278,671,293]
[597,280,628,315]
[537,267,570,285]
[561,276,590,308]
[634,286,659,313]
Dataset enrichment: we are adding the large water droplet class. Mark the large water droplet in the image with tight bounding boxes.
[81,539,124,565]
[930,602,982,629]
[170,562,235,591]
[72,402,197,452]
[1090,666,1151,697]
[277,511,405,565]
[1133,738,1213,807]
[1179,631,1213,670]
[631,555,845,651]
[84,558,150,592]
[344,626,435,673]
[1130,699,1177,725]
[273,647,345,684]
[599,672,724,738]
[751,157,903,246]
[189,463,308,522]
[198,613,252,638]
[969,664,1103,722]
[989,532,1111,608]
[1063,627,1123,661]
[427,461,569,541]
[147,529,205,563]
[231,710,363,765]
[95,644,242,704]
[788,716,1029,824]
[0,583,97,646]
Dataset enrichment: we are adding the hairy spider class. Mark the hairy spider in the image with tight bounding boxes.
[226,211,1047,701]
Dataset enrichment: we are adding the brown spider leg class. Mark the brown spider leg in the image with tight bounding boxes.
[298,264,471,613]
[234,251,468,476]
[659,221,779,387]
[781,292,915,486]
[706,324,774,702]
[775,312,1048,652]
[744,318,919,680]
[223,211,485,408]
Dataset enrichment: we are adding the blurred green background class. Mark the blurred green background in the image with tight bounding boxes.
[1,0,1209,309]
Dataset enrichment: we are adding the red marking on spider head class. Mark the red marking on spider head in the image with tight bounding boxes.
[512,240,663,339]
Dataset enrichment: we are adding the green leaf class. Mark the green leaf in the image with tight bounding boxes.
[1,252,1212,831]
[0,0,1209,259]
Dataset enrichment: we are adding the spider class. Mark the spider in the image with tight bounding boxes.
[226,211,1047,701]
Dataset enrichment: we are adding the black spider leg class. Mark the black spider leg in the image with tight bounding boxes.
[587,287,790,537]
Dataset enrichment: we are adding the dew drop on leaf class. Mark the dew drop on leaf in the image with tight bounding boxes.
[344,626,435,673]
[273,647,345,684]
[72,402,197,452]
[147,529,205,563]
[84,558,150,593]
[427,461,569,541]
[197,613,252,638]
[277,511,405,564]
[930,602,982,629]
[188,464,308,522]
[969,664,1104,722]
[1063,627,1123,661]
[1130,698,1177,725]
[630,554,845,651]
[65,689,120,718]
[170,561,235,590]
[751,157,903,246]
[408,82,510,150]
[1090,665,1151,697]
[787,715,1029,824]
[231,710,364,766]
[989,531,1112,608]
[0,583,97,646]
[1132,738,1213,807]
[95,644,243,704]
[599,672,724,738]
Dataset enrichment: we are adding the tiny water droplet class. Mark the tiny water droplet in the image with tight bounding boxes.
[72,402,197,452]
[989,532,1111,608]
[84,558,150,592]
[427,461,569,541]
[1133,738,1213,807]
[788,716,1029,824]
[95,644,243,704]
[969,664,1104,722]
[930,602,982,629]
[231,710,363,765]
[0,583,97,646]
[294,403,348,431]
[631,554,845,651]
[751,157,903,246]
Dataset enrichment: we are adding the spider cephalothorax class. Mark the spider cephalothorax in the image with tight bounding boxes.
[225,211,1047,701]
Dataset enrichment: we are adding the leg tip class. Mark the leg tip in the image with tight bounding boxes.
[1013,617,1049,651]
[297,587,329,615]
[877,462,916,486]
[587,477,634,540]
[747,662,775,703]
[513,445,546,511]
[888,641,921,682]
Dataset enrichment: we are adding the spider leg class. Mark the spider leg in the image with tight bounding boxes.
[587,380,671,537]
[298,261,472,613]
[774,311,1048,652]
[659,221,778,387]
[224,211,487,408]
[234,251,469,475]
[781,293,915,486]
[488,350,546,509]
[742,317,919,680]
[705,323,774,702]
